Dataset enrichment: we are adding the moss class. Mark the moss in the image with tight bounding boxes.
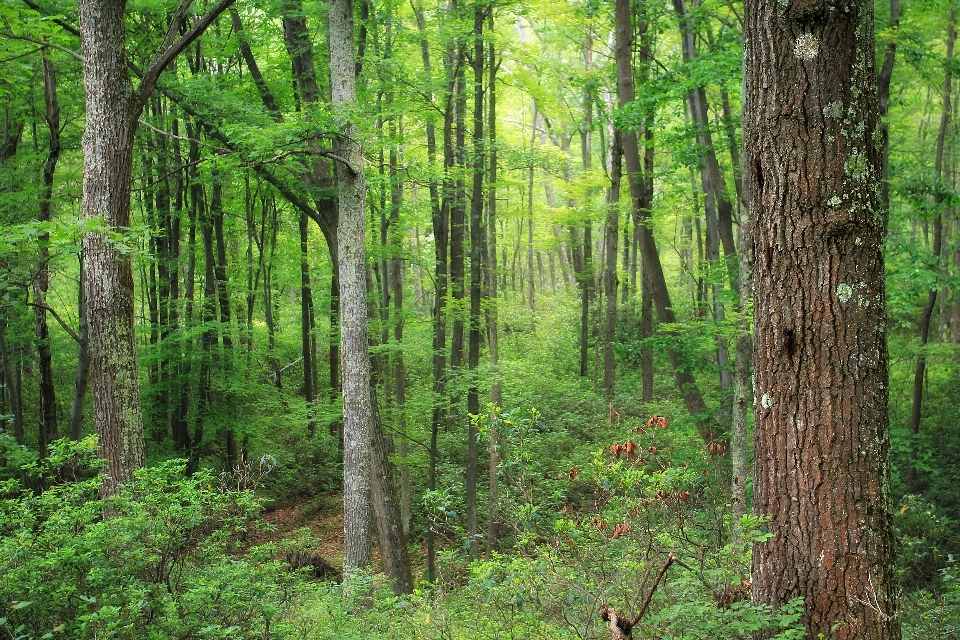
[836,283,853,303]
[823,101,843,119]
[845,152,867,179]
[794,34,820,60]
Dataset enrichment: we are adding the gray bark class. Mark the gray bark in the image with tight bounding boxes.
[329,0,373,574]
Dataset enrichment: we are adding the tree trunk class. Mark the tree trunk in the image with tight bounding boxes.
[745,0,901,634]
[78,0,145,494]
[0,318,24,444]
[328,0,373,575]
[616,0,711,435]
[730,207,752,543]
[486,14,502,556]
[906,11,953,494]
[35,54,61,457]
[465,3,486,560]
[878,0,901,213]
[369,387,414,594]
[604,130,622,398]
[674,0,738,293]
[69,255,91,440]
[300,210,316,436]
[412,0,449,582]
[78,0,234,494]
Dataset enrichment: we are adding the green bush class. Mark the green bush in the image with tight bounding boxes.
[0,437,316,639]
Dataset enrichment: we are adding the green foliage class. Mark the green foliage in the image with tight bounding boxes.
[0,437,314,639]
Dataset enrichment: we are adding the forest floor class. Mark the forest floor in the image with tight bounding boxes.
[248,494,414,577]
[247,494,346,567]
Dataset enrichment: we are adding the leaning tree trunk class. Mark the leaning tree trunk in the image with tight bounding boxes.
[744,0,901,635]
[615,0,710,435]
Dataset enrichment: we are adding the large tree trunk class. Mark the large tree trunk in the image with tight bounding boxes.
[78,0,145,494]
[329,0,373,575]
[744,0,901,635]
[78,0,234,495]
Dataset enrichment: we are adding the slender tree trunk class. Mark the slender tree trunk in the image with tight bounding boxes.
[604,131,622,398]
[674,0,738,293]
[369,387,414,594]
[0,318,24,444]
[730,206,752,543]
[907,11,953,493]
[69,255,91,440]
[616,0,710,434]
[412,0,449,582]
[486,16,502,556]
[878,0,901,213]
[465,3,486,560]
[388,122,412,537]
[300,210,317,436]
[35,54,61,456]
[745,0,901,633]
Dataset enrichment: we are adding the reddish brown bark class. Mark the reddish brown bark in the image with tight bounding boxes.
[744,0,901,635]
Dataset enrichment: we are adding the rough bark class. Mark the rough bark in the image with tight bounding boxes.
[329,0,373,574]
[78,0,235,495]
[78,0,145,494]
[745,0,901,634]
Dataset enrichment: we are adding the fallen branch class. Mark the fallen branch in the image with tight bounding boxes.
[599,554,681,640]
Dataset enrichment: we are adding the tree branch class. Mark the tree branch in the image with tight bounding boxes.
[133,0,238,111]
[0,31,81,61]
[27,302,81,344]
[21,0,81,37]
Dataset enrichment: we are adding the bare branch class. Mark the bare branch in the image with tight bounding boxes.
[27,302,81,344]
[133,0,237,111]
[0,31,81,61]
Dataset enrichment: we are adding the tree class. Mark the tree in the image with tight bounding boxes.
[744,0,901,636]
[77,0,235,495]
[328,0,373,575]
